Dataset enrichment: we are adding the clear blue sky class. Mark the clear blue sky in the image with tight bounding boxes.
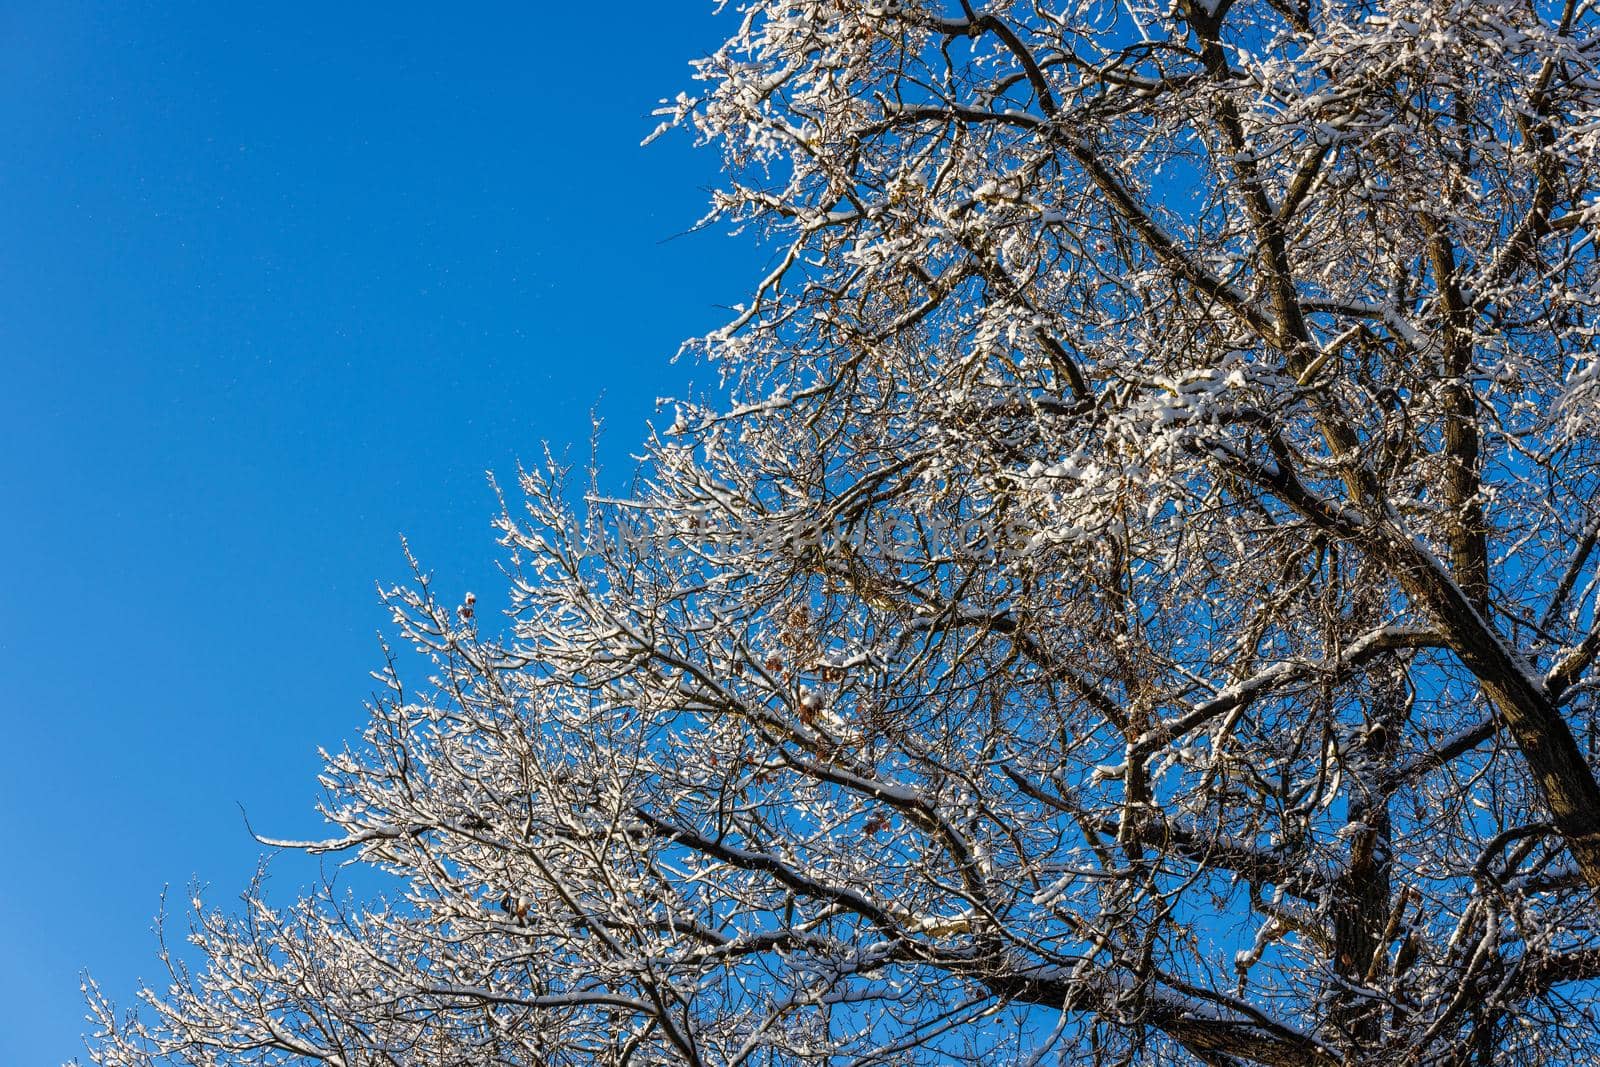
[0,4,752,1061]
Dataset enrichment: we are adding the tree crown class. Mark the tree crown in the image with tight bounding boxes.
[86,2,1600,1064]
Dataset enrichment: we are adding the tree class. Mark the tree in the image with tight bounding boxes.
[83,2,1600,1064]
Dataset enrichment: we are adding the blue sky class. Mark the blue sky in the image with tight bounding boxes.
[0,4,752,1061]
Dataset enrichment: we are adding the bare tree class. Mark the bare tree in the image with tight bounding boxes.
[84,2,1600,1064]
